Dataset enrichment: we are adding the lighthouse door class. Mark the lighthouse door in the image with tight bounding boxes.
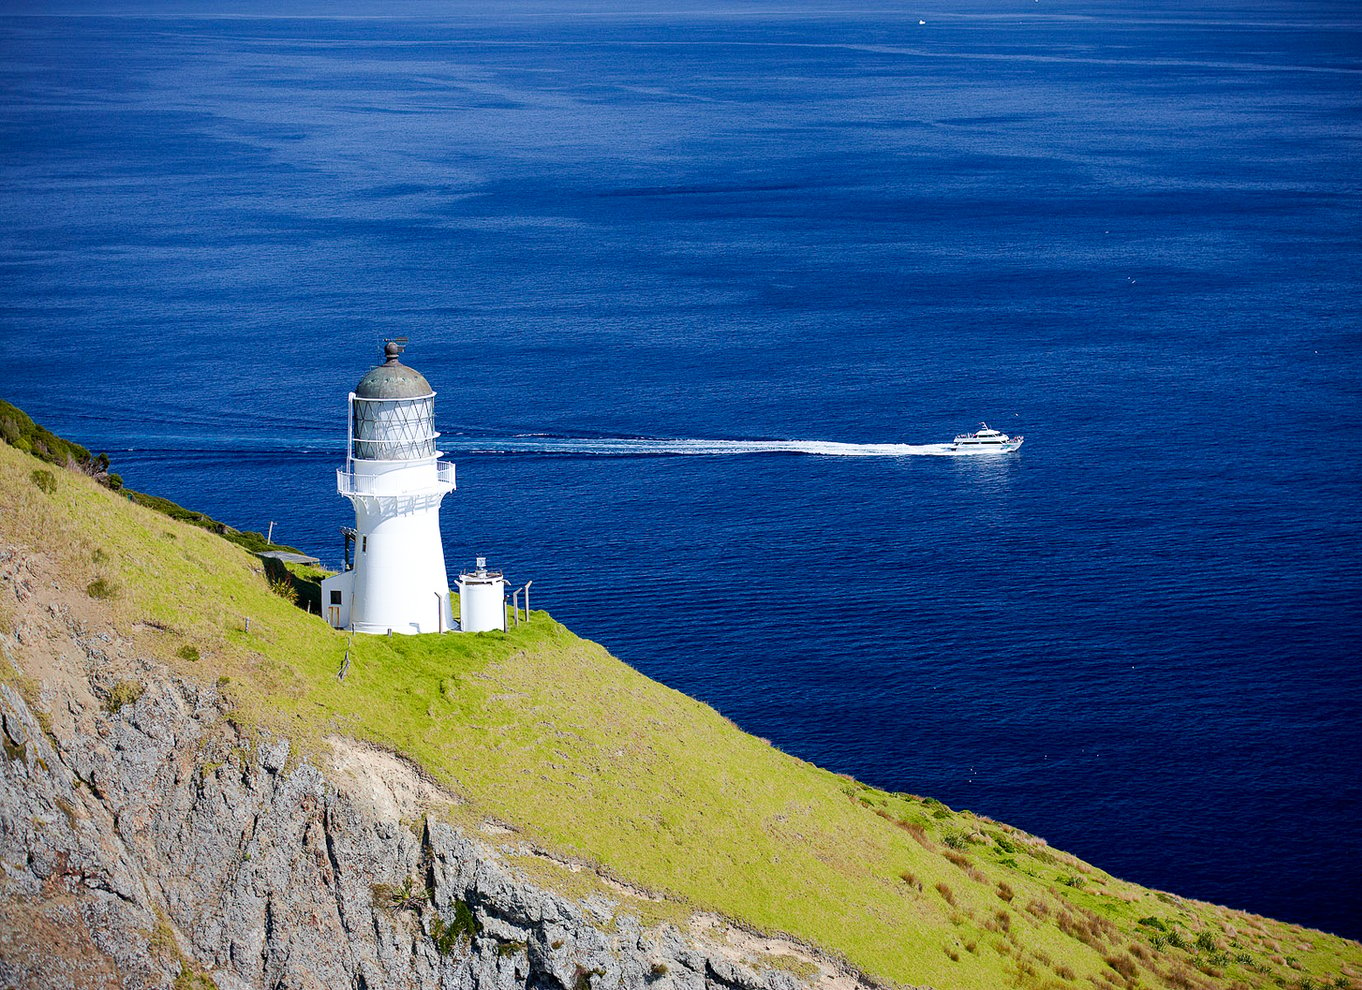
[328,605,341,627]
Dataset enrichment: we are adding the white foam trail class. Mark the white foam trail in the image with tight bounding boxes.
[439,437,969,457]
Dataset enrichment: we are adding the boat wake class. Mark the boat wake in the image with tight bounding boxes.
[439,436,967,457]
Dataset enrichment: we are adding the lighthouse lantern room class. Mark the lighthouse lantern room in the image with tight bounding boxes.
[321,341,456,634]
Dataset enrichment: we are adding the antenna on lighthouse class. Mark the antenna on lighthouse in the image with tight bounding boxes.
[379,336,410,362]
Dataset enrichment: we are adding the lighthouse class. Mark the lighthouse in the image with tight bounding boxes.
[321,341,456,635]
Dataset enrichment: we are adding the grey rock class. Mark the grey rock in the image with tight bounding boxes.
[0,549,879,990]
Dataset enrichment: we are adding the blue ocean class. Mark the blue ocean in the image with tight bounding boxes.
[2,0,1359,939]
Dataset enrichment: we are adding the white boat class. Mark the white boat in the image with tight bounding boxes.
[948,423,1024,453]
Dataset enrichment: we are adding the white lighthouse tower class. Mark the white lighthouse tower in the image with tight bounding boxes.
[321,341,456,635]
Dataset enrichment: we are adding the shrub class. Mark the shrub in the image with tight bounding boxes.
[430,900,480,954]
[30,469,56,494]
[267,576,298,604]
[899,870,923,891]
[0,400,96,473]
[944,850,971,869]
[372,877,428,912]
[934,882,955,906]
[104,680,144,714]
[897,820,933,847]
[172,969,218,990]
[1138,916,1167,932]
[1105,954,1139,979]
[496,940,527,957]
[172,969,219,990]
[1054,964,1076,981]
[996,881,1015,903]
[1060,873,1086,888]
[87,577,117,600]
[1196,930,1220,952]
[943,829,971,850]
[176,644,200,662]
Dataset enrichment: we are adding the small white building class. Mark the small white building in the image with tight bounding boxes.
[322,342,456,635]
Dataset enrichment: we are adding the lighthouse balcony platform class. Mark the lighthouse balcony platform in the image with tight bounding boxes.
[336,460,455,497]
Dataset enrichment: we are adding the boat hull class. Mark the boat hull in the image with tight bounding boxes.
[948,438,1024,453]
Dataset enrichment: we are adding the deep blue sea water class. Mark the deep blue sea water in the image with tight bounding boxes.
[3,0,1360,939]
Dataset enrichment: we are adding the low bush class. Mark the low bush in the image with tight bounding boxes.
[942,830,971,850]
[104,680,144,714]
[87,577,117,600]
[430,900,480,954]
[934,882,955,906]
[1105,954,1138,979]
[267,576,298,605]
[30,468,56,494]
[372,877,428,912]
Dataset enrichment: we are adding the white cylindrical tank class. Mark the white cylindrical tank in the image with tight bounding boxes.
[458,558,506,633]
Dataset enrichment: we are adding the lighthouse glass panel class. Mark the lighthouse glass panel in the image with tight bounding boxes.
[351,395,438,460]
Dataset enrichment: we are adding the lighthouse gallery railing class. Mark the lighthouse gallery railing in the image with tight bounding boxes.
[336,460,455,497]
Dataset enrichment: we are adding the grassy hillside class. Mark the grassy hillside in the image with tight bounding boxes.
[2,431,1359,990]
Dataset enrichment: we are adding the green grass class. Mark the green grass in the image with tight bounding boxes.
[2,430,1361,990]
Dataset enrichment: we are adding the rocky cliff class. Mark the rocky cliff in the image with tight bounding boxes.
[0,545,862,990]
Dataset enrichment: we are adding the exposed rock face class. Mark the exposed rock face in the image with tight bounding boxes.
[0,548,866,990]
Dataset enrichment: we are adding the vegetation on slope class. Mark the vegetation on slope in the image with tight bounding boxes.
[2,418,1360,990]
[0,399,302,557]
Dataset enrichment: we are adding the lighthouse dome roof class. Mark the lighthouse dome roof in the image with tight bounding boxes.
[354,342,433,400]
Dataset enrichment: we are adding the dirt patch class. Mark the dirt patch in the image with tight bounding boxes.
[326,735,462,823]
[689,913,868,990]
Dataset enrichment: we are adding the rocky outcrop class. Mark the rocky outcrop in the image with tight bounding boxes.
[0,547,869,990]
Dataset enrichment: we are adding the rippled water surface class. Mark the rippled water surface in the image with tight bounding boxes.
[2,0,1360,937]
